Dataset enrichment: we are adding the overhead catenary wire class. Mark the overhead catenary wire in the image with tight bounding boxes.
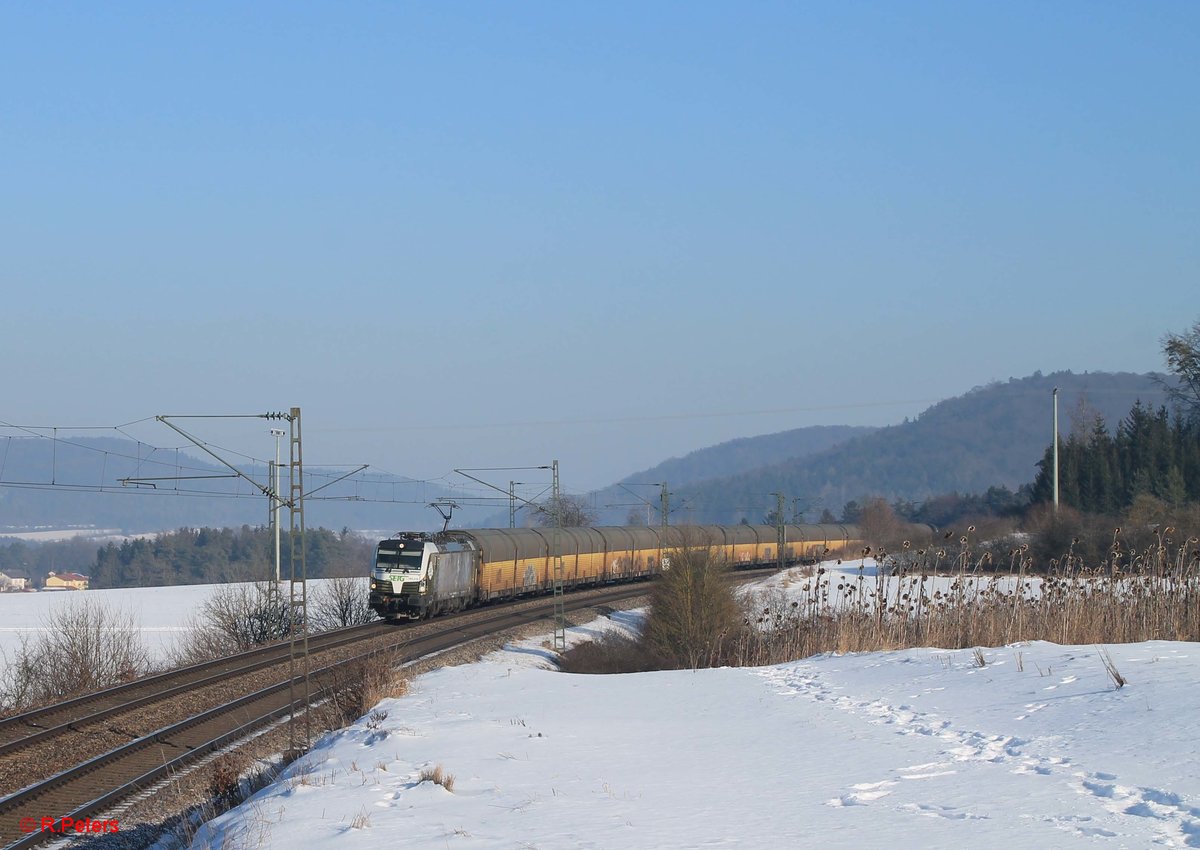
[0,429,522,511]
[313,399,940,433]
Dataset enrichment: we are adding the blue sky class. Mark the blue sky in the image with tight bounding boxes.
[2,2,1197,493]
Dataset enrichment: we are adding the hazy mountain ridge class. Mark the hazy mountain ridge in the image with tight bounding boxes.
[0,436,475,533]
[621,425,876,488]
[670,371,1173,523]
[579,425,875,526]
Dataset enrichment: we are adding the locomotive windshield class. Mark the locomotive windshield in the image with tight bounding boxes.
[376,543,424,572]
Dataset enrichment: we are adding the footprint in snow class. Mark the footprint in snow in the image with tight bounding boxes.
[900,802,989,821]
[1075,771,1200,846]
[825,788,893,807]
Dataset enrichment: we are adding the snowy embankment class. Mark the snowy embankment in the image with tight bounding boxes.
[193,564,1200,850]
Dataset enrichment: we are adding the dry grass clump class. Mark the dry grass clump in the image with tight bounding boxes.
[418,764,455,792]
[1098,646,1127,689]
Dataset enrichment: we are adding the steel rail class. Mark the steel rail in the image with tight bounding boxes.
[0,621,389,759]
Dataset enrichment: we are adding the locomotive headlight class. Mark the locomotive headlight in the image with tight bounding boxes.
[370,581,377,590]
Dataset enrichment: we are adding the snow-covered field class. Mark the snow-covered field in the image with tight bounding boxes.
[0,528,158,543]
[191,564,1200,850]
[0,580,352,664]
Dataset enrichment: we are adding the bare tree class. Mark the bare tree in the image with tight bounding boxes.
[533,494,598,527]
[171,582,295,666]
[1163,317,1200,421]
[310,577,378,632]
[0,599,150,712]
[859,497,909,549]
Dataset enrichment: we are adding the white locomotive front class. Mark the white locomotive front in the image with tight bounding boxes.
[369,531,481,620]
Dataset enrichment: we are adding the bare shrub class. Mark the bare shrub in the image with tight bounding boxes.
[207,750,252,807]
[558,630,658,674]
[171,582,296,666]
[1023,504,1112,571]
[0,599,150,712]
[418,763,455,791]
[643,546,742,669]
[309,577,378,632]
[315,649,407,730]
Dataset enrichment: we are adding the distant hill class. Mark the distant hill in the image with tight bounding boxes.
[0,436,485,534]
[623,425,876,488]
[578,425,874,526]
[670,371,1173,524]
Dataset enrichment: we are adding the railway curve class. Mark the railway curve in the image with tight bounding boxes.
[0,580,677,850]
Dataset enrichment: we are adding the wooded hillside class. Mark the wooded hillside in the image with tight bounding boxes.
[670,371,1171,523]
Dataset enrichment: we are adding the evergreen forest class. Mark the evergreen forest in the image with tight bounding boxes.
[0,526,375,589]
[1030,402,1200,513]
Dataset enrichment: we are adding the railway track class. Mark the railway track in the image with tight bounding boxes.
[0,582,663,850]
[0,620,389,762]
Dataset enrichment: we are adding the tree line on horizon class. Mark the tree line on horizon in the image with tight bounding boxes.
[0,526,376,589]
[91,526,376,588]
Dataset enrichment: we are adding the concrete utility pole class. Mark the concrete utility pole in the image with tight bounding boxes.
[661,482,670,530]
[282,408,309,753]
[1052,387,1060,513]
[551,460,566,652]
[771,491,786,571]
[270,428,286,583]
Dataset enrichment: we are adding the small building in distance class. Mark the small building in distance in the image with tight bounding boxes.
[0,570,32,591]
[44,571,89,591]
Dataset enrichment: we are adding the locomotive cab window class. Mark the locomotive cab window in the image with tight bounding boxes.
[377,545,423,571]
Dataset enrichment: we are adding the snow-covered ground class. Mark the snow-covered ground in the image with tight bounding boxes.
[191,564,1200,850]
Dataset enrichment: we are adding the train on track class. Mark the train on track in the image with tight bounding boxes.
[368,524,862,621]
